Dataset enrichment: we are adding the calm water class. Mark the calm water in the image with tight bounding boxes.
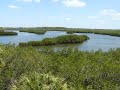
[1,30,120,51]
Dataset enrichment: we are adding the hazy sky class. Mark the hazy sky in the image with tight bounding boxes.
[0,0,120,29]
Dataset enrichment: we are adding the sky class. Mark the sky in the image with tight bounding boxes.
[0,0,120,29]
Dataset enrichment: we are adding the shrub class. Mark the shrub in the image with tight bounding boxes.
[19,35,89,46]
[0,46,120,90]
[10,72,73,90]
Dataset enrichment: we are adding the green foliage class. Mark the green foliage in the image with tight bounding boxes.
[42,38,57,45]
[66,29,120,36]
[11,72,73,90]
[1,27,120,36]
[18,27,120,37]
[0,45,120,90]
[2,27,19,30]
[19,27,67,34]
[19,35,89,46]
[0,27,18,36]
[19,27,67,31]
[0,31,18,36]
[3,27,120,37]
[0,27,4,31]
[56,35,89,44]
[20,29,46,34]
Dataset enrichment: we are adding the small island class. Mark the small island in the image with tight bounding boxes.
[19,35,89,46]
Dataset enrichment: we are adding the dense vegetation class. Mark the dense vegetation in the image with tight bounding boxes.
[19,27,67,34]
[66,29,120,37]
[1,27,19,30]
[19,35,89,46]
[0,45,120,90]
[0,31,18,36]
[20,29,46,34]
[18,27,120,37]
[19,27,67,31]
[0,27,4,32]
[0,27,18,36]
[3,26,120,37]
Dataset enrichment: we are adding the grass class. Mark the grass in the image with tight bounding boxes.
[0,45,120,90]
[19,35,89,46]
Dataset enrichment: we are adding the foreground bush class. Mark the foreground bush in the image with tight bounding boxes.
[0,45,120,90]
[19,35,89,46]
[11,72,73,90]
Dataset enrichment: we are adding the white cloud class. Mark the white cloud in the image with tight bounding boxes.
[62,0,86,8]
[101,9,120,20]
[8,5,20,9]
[17,0,40,3]
[65,17,71,21]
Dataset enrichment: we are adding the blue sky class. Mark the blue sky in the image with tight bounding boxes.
[0,0,120,29]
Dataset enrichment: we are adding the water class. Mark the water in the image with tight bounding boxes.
[0,30,120,51]
[0,31,67,45]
